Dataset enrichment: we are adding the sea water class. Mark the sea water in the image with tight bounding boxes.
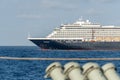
[0,46,120,80]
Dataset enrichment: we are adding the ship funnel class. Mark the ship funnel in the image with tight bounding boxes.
[102,63,120,80]
[44,62,66,80]
[64,62,84,80]
[83,62,107,80]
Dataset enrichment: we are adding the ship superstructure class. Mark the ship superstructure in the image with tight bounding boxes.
[28,19,120,50]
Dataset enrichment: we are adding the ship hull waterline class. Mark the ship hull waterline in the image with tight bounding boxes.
[29,39,120,50]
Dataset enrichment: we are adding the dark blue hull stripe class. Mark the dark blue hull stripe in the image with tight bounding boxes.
[30,40,120,50]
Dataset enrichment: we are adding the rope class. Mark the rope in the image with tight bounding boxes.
[0,56,120,61]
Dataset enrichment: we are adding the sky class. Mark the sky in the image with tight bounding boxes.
[0,0,120,46]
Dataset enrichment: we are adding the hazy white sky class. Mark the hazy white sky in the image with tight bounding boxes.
[0,0,120,46]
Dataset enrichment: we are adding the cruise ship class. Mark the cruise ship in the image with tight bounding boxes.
[28,19,120,50]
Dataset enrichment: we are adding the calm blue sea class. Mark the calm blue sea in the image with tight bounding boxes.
[0,46,120,80]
